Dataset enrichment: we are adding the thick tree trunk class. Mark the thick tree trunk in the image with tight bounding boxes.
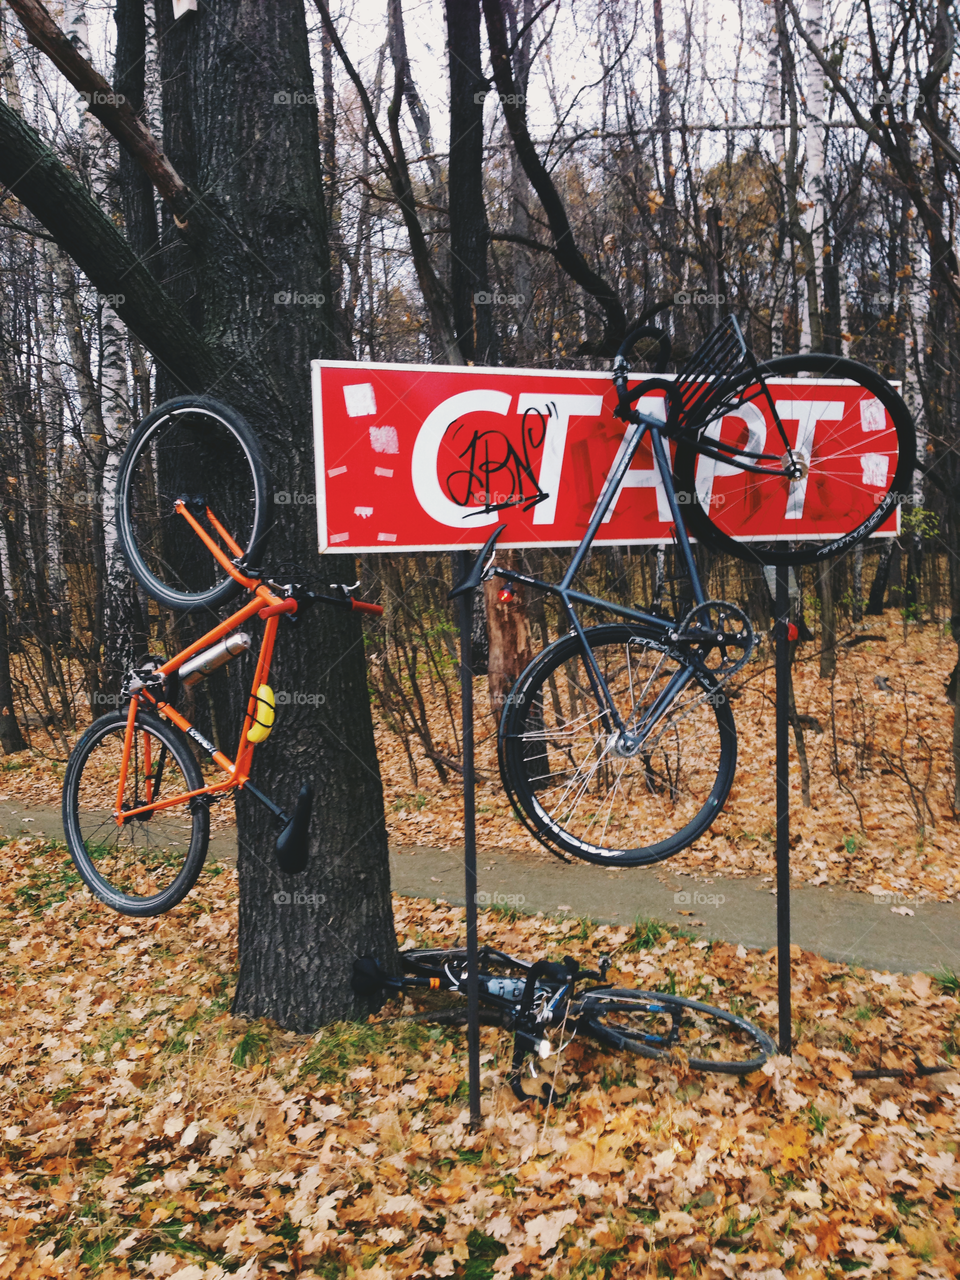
[147,0,397,1028]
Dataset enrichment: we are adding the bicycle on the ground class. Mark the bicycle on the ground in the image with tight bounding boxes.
[468,317,914,868]
[62,396,383,917]
[352,945,777,1098]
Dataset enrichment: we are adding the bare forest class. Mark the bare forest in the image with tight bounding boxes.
[0,0,957,862]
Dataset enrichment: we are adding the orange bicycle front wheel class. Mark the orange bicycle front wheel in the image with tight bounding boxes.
[116,396,270,612]
[62,709,210,916]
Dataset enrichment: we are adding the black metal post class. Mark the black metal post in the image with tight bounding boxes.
[457,551,482,1130]
[775,565,792,1055]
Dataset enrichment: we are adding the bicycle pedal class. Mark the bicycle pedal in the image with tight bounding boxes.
[275,781,313,874]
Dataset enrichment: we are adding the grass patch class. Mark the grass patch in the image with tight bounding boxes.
[932,968,960,996]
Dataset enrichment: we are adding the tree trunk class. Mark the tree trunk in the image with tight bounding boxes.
[446,0,493,365]
[148,0,396,1028]
[815,562,836,677]
[0,604,26,755]
[484,551,536,725]
[866,541,895,615]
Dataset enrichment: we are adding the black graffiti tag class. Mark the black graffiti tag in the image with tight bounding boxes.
[444,404,554,515]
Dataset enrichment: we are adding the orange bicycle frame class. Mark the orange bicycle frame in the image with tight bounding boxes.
[111,501,297,825]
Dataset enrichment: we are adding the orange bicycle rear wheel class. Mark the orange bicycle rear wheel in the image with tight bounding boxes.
[62,709,209,916]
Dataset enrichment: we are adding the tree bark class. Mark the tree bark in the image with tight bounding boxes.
[0,603,25,755]
[114,0,161,270]
[815,563,836,677]
[484,551,536,725]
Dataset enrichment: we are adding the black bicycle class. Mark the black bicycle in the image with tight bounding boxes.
[353,945,776,1099]
[475,317,914,868]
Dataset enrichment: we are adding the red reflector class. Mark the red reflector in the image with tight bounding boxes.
[787,623,799,641]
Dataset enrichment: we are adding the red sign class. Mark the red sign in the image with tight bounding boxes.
[311,360,899,553]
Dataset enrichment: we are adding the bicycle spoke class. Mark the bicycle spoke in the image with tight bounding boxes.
[502,627,734,862]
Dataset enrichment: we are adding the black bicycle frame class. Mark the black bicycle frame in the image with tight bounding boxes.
[492,407,711,739]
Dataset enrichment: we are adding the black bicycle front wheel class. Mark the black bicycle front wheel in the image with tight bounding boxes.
[673,353,915,566]
[582,988,776,1074]
[62,710,210,916]
[116,396,270,611]
[498,625,737,867]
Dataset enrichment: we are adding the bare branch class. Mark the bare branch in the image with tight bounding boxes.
[6,0,195,231]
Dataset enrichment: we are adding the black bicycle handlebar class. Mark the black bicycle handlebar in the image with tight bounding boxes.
[614,324,671,377]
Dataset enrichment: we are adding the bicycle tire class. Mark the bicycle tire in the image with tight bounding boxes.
[62,709,210,917]
[672,353,915,566]
[498,625,736,867]
[116,396,270,611]
[402,947,530,983]
[582,988,776,1074]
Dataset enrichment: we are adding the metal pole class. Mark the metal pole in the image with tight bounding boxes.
[775,565,792,1055]
[458,551,482,1130]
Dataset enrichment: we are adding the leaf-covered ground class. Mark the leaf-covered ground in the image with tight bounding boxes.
[1,836,958,1279]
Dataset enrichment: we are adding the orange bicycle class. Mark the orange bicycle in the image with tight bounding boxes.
[62,396,382,917]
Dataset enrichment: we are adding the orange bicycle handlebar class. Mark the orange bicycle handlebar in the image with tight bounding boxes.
[352,600,384,616]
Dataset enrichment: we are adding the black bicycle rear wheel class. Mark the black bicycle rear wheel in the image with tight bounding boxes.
[673,353,915,566]
[582,988,775,1074]
[498,625,737,867]
[116,396,270,612]
[62,709,209,917]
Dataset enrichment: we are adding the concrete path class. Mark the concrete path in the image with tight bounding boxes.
[389,844,960,977]
[5,802,958,976]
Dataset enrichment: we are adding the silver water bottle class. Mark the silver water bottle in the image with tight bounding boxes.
[178,632,252,687]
